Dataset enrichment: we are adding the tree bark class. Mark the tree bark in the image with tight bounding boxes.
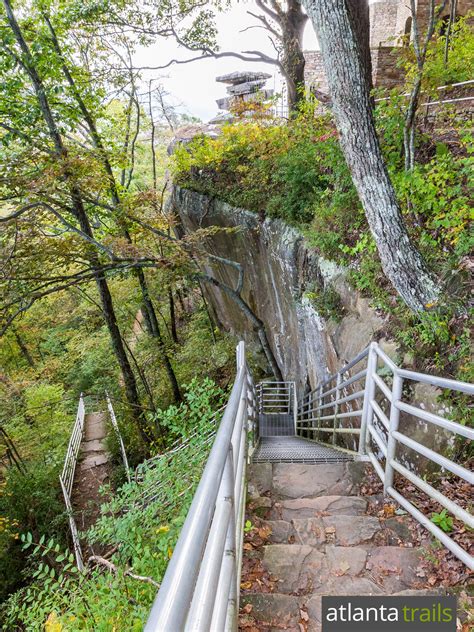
[13,329,35,367]
[280,0,308,111]
[168,286,179,343]
[302,0,439,311]
[137,274,182,402]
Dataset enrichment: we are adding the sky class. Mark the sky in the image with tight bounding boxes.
[133,2,319,122]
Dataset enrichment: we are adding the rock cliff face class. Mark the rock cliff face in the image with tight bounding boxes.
[170,186,387,393]
[170,186,454,471]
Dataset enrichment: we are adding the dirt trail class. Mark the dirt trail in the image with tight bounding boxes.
[71,412,111,544]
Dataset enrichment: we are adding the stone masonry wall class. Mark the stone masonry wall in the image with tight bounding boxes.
[304,47,405,93]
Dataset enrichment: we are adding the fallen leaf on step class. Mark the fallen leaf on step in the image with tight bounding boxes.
[300,609,309,622]
[335,561,351,576]
[241,581,253,590]
[258,526,272,539]
[243,542,253,550]
[325,527,336,534]
[242,604,253,614]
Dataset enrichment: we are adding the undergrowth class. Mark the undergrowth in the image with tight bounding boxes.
[1,379,222,630]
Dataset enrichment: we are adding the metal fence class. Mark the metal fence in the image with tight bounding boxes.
[106,392,131,484]
[59,394,86,571]
[145,341,255,631]
[298,342,474,570]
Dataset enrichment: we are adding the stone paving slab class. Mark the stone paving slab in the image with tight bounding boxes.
[79,453,109,470]
[366,546,423,593]
[292,515,381,548]
[263,544,326,594]
[241,593,300,628]
[325,546,368,577]
[272,463,357,499]
[271,495,368,521]
[80,439,105,453]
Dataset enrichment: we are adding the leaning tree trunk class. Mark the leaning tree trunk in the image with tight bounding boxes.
[302,0,439,311]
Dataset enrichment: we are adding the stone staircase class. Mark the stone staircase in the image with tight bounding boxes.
[242,461,438,631]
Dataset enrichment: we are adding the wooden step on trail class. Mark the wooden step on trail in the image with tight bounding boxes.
[241,462,441,632]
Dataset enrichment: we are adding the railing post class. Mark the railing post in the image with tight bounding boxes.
[293,382,298,435]
[316,384,323,441]
[332,372,341,445]
[359,343,377,455]
[236,340,245,370]
[384,372,403,494]
[106,391,131,484]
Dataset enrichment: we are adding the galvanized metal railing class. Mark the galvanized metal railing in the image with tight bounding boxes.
[59,393,86,571]
[145,341,254,631]
[257,380,297,436]
[257,380,296,415]
[297,347,368,450]
[106,392,131,484]
[297,341,474,569]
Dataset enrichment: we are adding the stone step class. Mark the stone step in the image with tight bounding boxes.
[242,588,445,632]
[79,453,109,470]
[261,544,424,596]
[80,439,106,453]
[291,515,382,547]
[250,462,365,500]
[270,495,368,521]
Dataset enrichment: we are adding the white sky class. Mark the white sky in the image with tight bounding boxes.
[133,2,319,121]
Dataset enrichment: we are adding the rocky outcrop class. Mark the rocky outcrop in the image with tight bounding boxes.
[170,186,459,472]
[169,186,388,394]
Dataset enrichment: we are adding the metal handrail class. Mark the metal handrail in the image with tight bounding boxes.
[257,381,296,416]
[145,342,251,631]
[61,393,85,496]
[106,392,131,484]
[297,341,474,569]
[59,394,86,571]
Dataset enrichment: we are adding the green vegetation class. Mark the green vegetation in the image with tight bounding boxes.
[1,382,221,629]
[0,1,472,627]
[173,58,473,383]
[431,509,454,533]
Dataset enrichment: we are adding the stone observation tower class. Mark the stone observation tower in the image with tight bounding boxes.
[211,71,273,122]
[305,0,473,92]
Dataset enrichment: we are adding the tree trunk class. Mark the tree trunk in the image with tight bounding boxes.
[13,329,35,367]
[168,286,179,343]
[281,0,308,112]
[137,272,182,403]
[302,0,439,311]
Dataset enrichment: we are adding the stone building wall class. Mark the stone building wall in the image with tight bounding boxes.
[416,0,473,31]
[303,51,328,92]
[304,47,405,93]
[371,47,405,89]
[370,0,400,47]
[304,0,474,94]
